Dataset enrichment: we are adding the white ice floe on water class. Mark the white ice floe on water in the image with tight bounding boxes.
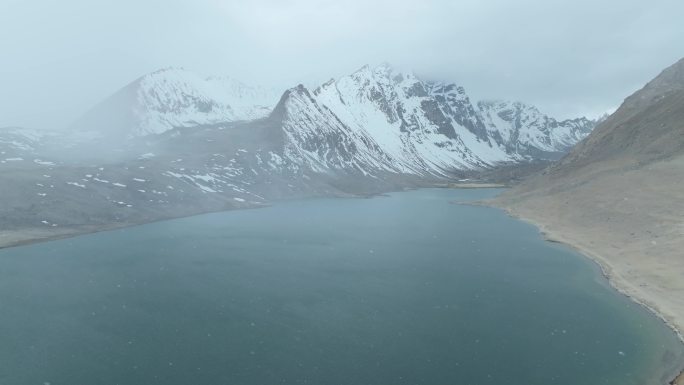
[33,159,55,166]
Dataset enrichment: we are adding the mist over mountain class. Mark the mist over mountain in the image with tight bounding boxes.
[0,63,597,244]
[2,2,684,384]
[70,68,280,138]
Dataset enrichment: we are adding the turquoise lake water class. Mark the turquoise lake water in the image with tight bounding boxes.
[0,188,682,385]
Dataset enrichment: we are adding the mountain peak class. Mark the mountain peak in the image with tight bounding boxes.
[374,62,395,73]
[353,64,372,74]
[147,66,191,77]
[348,63,408,82]
[70,68,280,137]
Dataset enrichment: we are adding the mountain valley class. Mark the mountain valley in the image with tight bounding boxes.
[0,64,598,247]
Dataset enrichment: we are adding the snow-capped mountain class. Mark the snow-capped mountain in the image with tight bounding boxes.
[272,74,494,177]
[0,63,599,239]
[478,100,596,157]
[272,64,596,176]
[70,68,280,138]
[68,64,594,175]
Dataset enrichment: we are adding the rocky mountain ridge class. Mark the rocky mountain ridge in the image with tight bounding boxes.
[0,63,598,244]
[270,64,596,177]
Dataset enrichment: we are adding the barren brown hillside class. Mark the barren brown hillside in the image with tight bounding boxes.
[493,58,684,384]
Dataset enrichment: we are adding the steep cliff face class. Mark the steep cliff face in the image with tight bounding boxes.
[273,64,595,176]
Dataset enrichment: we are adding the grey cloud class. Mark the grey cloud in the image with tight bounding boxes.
[1,0,682,128]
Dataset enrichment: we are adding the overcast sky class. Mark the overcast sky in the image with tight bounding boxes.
[1,0,683,129]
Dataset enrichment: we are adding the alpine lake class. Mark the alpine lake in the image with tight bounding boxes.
[1,188,682,385]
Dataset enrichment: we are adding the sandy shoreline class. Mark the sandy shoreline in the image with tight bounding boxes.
[508,208,683,341]
[489,204,684,385]
[0,226,118,250]
[444,182,508,189]
[487,153,684,385]
[0,201,278,251]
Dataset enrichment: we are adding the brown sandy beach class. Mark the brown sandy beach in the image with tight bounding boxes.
[491,155,684,385]
[494,208,684,384]
[491,59,684,384]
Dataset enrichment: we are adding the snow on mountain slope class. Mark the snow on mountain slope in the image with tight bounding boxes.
[66,63,595,177]
[0,127,43,151]
[308,65,506,174]
[0,127,58,172]
[0,127,54,164]
[273,64,593,176]
[274,85,398,175]
[71,68,280,138]
[478,100,595,157]
[206,75,278,115]
[0,64,602,241]
[314,65,502,172]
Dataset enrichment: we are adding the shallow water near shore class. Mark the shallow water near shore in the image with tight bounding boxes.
[0,188,682,385]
